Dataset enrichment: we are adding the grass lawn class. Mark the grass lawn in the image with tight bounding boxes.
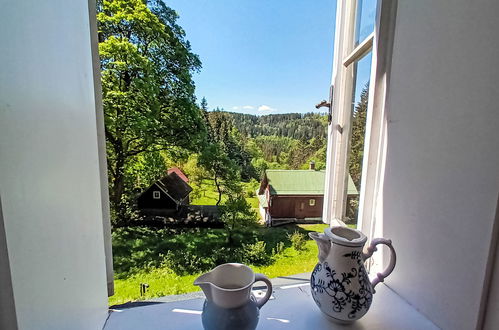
[190,179,221,205]
[109,223,355,306]
[190,179,260,211]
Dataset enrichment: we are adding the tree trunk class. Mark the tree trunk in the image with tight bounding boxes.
[214,174,222,206]
[111,154,126,223]
[227,214,235,246]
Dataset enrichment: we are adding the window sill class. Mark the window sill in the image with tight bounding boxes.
[105,283,437,329]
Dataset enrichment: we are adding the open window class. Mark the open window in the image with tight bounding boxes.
[322,0,399,274]
[323,0,377,226]
[323,0,395,237]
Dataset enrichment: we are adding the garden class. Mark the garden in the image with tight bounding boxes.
[109,223,340,306]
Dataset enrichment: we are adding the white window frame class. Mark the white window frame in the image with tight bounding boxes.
[153,191,161,199]
[323,0,397,248]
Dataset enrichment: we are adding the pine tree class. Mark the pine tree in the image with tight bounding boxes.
[349,84,369,190]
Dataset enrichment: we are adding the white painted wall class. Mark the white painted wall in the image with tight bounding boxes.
[0,1,109,329]
[484,228,499,329]
[380,0,499,329]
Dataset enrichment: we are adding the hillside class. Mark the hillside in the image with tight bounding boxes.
[205,111,329,172]
[226,112,328,140]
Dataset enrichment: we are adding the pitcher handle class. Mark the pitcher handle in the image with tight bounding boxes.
[363,238,397,291]
[254,273,273,308]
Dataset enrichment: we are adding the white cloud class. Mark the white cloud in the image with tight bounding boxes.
[232,106,240,110]
[258,105,276,112]
[242,105,254,110]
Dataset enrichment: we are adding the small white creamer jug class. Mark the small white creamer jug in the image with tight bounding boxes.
[194,263,272,330]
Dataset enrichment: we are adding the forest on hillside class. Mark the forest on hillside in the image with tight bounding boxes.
[229,112,328,140]
[223,111,329,173]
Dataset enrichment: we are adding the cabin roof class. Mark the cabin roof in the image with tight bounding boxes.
[167,167,189,183]
[264,170,358,196]
[155,172,192,202]
[138,172,192,204]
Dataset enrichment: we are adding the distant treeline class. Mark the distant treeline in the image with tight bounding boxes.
[226,112,328,140]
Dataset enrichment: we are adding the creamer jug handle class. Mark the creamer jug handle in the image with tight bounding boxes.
[363,238,396,291]
[254,273,273,308]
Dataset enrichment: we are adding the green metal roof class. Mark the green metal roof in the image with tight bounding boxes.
[265,170,358,196]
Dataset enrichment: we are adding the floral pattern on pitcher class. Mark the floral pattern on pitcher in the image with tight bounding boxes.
[311,252,373,320]
[309,227,396,323]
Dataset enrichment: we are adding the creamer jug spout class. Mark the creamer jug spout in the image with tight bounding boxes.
[194,272,215,302]
[309,232,331,263]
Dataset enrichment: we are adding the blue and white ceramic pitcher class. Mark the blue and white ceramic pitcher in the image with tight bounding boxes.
[309,226,396,323]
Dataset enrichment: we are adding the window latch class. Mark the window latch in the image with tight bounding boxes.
[315,100,331,109]
[316,85,334,124]
[315,100,331,124]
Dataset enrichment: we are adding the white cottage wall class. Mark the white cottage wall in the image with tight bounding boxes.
[484,250,499,329]
[483,197,499,330]
[0,0,109,329]
[380,0,499,329]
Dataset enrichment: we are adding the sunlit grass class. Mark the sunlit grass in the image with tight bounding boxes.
[190,179,259,210]
[109,223,333,306]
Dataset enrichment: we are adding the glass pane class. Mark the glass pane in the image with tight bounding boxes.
[355,0,376,46]
[346,51,372,224]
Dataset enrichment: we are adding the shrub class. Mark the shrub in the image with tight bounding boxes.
[288,231,306,251]
[272,241,285,256]
[220,194,258,245]
[162,250,216,275]
[211,246,245,265]
[242,241,273,265]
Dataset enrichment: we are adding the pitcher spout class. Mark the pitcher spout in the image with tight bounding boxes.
[194,273,214,302]
[309,232,331,263]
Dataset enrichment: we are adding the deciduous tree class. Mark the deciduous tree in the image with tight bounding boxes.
[97,0,204,222]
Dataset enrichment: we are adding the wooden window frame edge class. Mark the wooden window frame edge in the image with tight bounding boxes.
[324,0,398,242]
[88,0,114,297]
[343,32,374,67]
[357,0,398,242]
[323,0,357,225]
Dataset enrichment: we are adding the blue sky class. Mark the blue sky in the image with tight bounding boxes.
[167,0,337,115]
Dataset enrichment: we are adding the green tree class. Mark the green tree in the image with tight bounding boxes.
[97,0,204,222]
[196,100,238,205]
[346,84,369,222]
[200,97,209,113]
[288,137,326,170]
[349,85,369,190]
[125,151,167,191]
[207,110,255,180]
[219,193,257,245]
[198,143,239,205]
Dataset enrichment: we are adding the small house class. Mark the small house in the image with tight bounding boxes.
[137,169,192,215]
[257,167,358,226]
